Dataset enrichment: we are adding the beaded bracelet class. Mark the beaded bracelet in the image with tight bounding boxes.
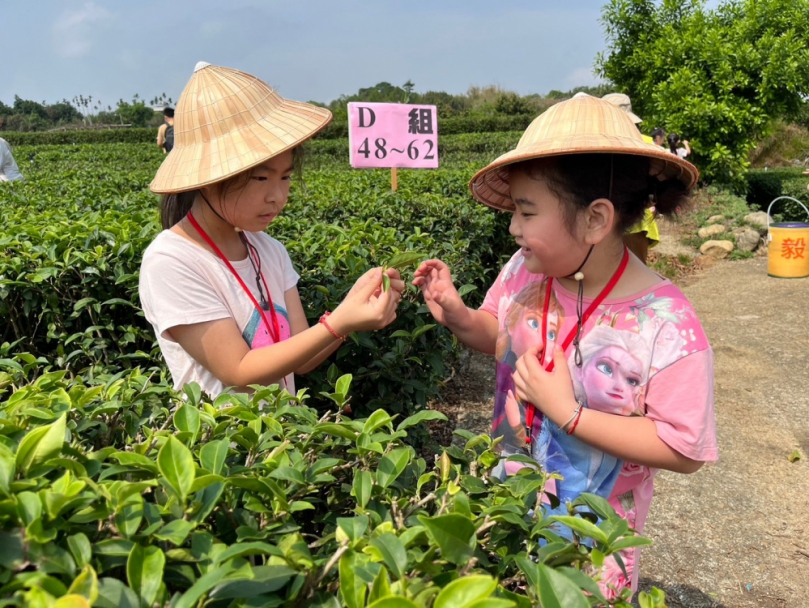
[319,312,346,341]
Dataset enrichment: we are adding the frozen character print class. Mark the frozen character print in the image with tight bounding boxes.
[492,281,565,463]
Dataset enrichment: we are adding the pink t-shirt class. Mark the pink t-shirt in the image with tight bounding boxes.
[139,230,298,398]
[480,250,718,597]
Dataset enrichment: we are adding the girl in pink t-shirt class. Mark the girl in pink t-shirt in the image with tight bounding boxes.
[413,94,717,598]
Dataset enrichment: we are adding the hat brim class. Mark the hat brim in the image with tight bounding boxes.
[627,111,643,124]
[150,100,332,194]
[469,134,699,211]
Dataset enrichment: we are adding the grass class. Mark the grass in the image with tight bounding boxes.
[750,120,809,168]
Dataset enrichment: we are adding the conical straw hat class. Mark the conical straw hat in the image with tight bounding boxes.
[469,94,699,211]
[151,62,332,193]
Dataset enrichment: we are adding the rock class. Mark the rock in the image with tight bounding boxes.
[735,228,761,252]
[744,211,772,231]
[700,240,735,259]
[698,224,726,239]
[707,215,726,224]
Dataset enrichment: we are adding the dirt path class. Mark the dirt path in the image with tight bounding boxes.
[432,257,809,607]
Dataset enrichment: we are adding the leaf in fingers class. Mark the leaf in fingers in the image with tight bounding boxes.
[382,274,391,293]
[385,252,426,270]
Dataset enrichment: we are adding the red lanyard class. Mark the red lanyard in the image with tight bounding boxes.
[523,247,630,442]
[186,212,282,345]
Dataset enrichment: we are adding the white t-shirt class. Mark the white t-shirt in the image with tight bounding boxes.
[0,139,23,181]
[139,229,299,397]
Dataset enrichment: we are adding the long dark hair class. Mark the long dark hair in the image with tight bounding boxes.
[511,153,690,234]
[667,133,680,155]
[159,146,306,229]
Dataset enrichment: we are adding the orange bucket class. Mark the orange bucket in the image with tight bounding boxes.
[766,197,809,278]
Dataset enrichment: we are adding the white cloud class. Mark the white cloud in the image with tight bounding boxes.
[52,2,113,59]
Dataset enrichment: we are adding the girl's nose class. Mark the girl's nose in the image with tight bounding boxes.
[509,213,521,237]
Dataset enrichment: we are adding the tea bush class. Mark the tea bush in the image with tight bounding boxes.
[0,357,662,607]
[0,143,512,419]
[1,128,158,147]
[1,115,531,147]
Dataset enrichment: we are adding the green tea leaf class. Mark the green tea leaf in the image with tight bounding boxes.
[550,515,609,545]
[16,413,66,472]
[153,519,195,545]
[376,447,410,488]
[536,563,589,608]
[67,533,92,570]
[396,410,447,432]
[337,516,369,546]
[353,469,372,508]
[200,438,229,475]
[335,374,353,399]
[369,566,392,602]
[95,578,140,608]
[340,550,367,608]
[157,436,195,503]
[418,513,476,565]
[126,544,165,608]
[174,403,200,439]
[434,575,497,608]
[66,565,98,603]
[385,252,426,270]
[209,565,296,599]
[368,533,407,579]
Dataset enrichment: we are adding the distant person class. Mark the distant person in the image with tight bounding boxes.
[601,94,660,264]
[0,138,24,182]
[157,107,175,154]
[650,128,667,147]
[667,133,690,159]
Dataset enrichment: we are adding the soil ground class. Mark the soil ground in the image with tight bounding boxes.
[428,220,809,607]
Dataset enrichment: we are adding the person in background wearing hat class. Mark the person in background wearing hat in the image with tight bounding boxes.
[0,137,24,182]
[139,62,403,399]
[601,93,661,264]
[414,94,716,600]
[156,107,175,154]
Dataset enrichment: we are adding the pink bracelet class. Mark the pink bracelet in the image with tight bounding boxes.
[319,312,346,341]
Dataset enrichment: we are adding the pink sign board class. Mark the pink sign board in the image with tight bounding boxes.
[348,102,439,169]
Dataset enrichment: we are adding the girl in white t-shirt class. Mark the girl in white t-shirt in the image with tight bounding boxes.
[667,132,691,159]
[139,62,403,397]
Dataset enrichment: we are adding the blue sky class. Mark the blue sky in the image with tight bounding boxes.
[3,1,613,108]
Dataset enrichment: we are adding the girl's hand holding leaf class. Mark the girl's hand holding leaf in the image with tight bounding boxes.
[330,267,402,335]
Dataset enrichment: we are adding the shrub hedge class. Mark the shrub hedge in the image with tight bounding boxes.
[745,168,809,221]
[1,115,533,147]
[0,357,660,607]
[1,129,158,147]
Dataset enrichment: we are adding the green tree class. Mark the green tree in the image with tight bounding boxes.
[494,92,531,115]
[596,0,809,187]
[115,98,157,127]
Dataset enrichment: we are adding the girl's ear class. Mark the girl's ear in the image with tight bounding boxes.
[582,198,616,245]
